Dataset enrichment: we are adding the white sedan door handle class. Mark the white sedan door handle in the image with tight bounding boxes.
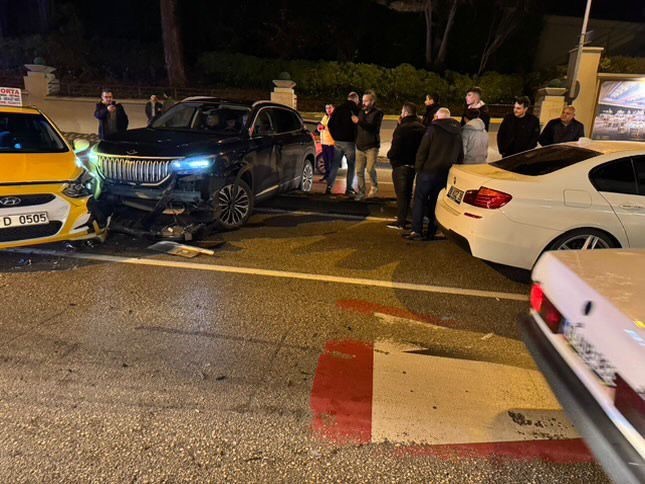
[619,204,645,210]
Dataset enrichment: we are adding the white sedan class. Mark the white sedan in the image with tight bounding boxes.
[435,140,645,269]
[519,249,644,484]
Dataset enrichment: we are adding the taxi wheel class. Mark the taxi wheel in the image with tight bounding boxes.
[548,228,617,251]
[216,180,253,230]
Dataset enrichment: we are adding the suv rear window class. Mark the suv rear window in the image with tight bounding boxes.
[0,113,67,153]
[491,145,600,176]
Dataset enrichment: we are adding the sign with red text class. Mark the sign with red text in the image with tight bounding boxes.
[0,87,22,107]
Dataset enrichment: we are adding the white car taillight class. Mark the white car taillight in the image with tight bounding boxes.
[463,186,512,209]
[530,283,563,333]
[614,374,645,436]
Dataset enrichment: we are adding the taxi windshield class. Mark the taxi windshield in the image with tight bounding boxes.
[0,112,68,153]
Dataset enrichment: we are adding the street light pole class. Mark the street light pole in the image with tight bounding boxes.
[568,0,593,100]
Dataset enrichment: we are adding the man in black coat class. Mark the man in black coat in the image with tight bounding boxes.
[326,91,360,195]
[145,94,164,123]
[387,102,426,230]
[405,108,463,241]
[496,96,540,158]
[539,105,585,146]
[94,89,128,140]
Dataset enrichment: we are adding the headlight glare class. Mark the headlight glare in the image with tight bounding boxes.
[171,157,214,173]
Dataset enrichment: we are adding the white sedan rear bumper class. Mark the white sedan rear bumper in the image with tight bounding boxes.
[435,190,560,269]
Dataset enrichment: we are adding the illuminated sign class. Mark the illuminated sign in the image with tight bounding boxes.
[592,79,645,142]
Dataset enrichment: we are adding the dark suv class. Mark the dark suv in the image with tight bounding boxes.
[90,98,316,229]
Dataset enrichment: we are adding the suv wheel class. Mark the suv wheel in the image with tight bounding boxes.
[216,180,253,230]
[300,160,314,192]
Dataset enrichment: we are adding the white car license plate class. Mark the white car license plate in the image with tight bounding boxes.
[447,186,464,204]
[0,212,49,229]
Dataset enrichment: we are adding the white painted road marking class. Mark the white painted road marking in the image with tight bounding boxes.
[255,207,394,222]
[371,340,578,445]
[11,248,529,301]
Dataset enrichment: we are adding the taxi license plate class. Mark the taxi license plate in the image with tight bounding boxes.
[0,212,49,229]
[447,186,464,204]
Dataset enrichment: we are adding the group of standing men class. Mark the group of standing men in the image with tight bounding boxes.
[319,87,586,241]
[318,90,385,200]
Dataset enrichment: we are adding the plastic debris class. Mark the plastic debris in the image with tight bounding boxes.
[147,241,215,258]
[16,258,32,267]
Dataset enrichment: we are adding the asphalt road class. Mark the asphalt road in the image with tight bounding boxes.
[0,193,609,483]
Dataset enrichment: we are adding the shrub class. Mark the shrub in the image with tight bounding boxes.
[600,56,645,74]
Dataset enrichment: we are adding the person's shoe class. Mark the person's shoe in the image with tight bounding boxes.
[345,188,356,196]
[402,231,425,241]
[324,185,332,195]
[386,222,406,230]
[354,192,366,201]
[367,186,379,198]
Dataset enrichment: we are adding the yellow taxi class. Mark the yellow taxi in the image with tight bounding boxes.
[0,91,106,249]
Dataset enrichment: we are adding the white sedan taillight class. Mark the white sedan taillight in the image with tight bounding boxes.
[463,186,512,209]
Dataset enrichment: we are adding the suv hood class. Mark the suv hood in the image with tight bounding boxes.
[96,128,243,157]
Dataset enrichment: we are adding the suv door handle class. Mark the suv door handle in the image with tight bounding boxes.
[619,204,645,210]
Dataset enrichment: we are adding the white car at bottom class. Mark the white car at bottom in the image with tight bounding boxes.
[519,249,644,484]
[435,140,645,269]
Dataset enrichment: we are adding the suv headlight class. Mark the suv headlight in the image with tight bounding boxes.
[171,156,215,174]
[63,170,95,198]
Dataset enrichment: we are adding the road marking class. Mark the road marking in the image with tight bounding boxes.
[11,248,529,302]
[256,207,393,222]
[310,339,591,462]
[371,340,578,446]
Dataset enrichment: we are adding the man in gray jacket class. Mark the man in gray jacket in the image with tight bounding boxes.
[461,108,488,164]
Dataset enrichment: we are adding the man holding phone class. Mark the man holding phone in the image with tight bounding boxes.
[94,88,129,139]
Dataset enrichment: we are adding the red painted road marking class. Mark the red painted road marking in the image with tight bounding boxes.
[336,299,457,328]
[394,439,594,464]
[310,339,594,464]
[310,340,373,444]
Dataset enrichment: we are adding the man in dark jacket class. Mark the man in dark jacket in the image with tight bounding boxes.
[94,89,128,139]
[496,96,540,158]
[326,91,360,195]
[422,93,441,127]
[355,90,384,200]
[145,94,164,122]
[405,108,463,241]
[387,102,426,230]
[539,105,585,146]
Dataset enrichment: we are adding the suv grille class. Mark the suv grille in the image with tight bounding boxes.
[98,155,178,185]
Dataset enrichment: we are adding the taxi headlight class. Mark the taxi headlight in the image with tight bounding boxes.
[63,171,95,198]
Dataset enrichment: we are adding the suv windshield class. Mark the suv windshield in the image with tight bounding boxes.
[0,113,68,153]
[491,145,601,176]
[151,103,251,134]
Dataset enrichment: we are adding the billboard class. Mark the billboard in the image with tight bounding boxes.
[592,79,645,142]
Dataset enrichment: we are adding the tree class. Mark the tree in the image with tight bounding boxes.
[375,0,464,67]
[477,0,532,74]
[160,0,187,87]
